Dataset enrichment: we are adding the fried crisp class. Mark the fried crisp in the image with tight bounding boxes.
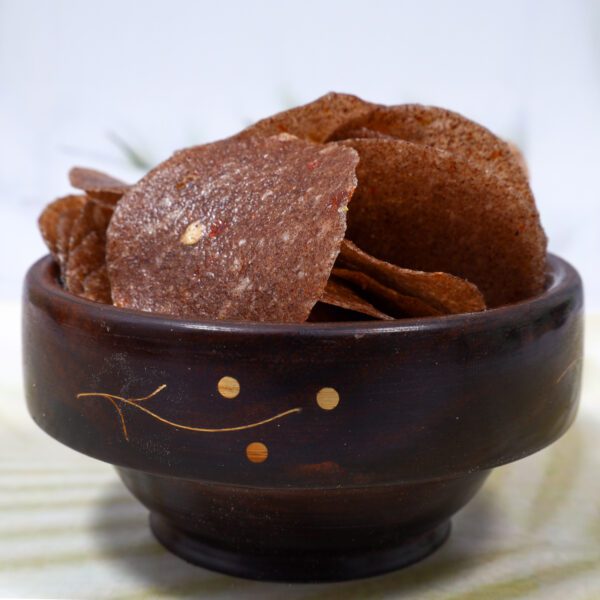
[69,167,131,204]
[107,134,359,321]
[307,302,379,322]
[506,141,529,179]
[37,94,548,321]
[65,201,113,303]
[38,195,87,276]
[338,240,485,314]
[237,92,374,143]
[329,103,531,195]
[80,264,111,304]
[339,138,546,307]
[321,279,393,320]
[331,267,443,318]
[337,127,396,141]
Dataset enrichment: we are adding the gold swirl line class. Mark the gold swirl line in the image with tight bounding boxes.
[76,385,302,438]
[128,384,167,403]
[105,396,129,441]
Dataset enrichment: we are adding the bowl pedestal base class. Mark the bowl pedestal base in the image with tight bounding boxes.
[149,513,451,583]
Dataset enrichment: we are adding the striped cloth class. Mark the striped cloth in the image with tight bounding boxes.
[1,304,599,599]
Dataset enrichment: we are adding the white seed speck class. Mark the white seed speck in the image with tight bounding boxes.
[233,277,251,295]
[180,220,205,245]
[275,133,297,141]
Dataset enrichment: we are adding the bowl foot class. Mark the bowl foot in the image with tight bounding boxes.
[149,513,451,582]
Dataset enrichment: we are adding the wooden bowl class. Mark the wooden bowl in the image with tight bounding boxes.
[22,255,583,582]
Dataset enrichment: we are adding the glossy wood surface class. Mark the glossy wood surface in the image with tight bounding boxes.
[22,255,583,581]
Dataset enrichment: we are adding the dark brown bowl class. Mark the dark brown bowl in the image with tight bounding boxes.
[22,255,583,582]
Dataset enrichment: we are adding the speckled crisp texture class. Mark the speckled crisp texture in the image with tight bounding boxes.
[328,103,531,190]
[339,139,547,307]
[65,200,113,303]
[69,167,131,204]
[106,134,359,321]
[38,194,87,276]
[321,278,393,320]
[237,92,374,143]
[331,267,442,318]
[338,239,485,314]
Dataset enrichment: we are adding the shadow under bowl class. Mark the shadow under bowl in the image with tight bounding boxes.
[22,255,583,582]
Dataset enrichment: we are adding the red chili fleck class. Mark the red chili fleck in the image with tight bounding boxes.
[307,159,319,171]
[330,192,345,209]
[209,222,226,238]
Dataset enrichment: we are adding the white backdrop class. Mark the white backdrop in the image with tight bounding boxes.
[1,0,599,307]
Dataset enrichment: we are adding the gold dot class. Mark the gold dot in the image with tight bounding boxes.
[246,442,268,463]
[316,387,340,410]
[218,376,240,399]
[180,220,205,245]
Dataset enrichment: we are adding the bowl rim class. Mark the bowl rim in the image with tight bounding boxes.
[25,253,581,338]
[23,254,584,484]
